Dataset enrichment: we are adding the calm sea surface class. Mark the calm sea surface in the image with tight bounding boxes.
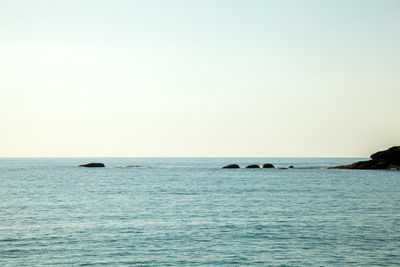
[1,158,399,266]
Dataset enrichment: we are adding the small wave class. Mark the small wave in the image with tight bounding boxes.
[109,165,147,168]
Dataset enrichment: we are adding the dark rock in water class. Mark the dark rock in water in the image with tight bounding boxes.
[330,160,389,170]
[79,163,105,168]
[222,164,240,169]
[371,146,400,161]
[329,146,400,170]
[262,163,275,168]
[279,166,293,169]
[246,164,260,168]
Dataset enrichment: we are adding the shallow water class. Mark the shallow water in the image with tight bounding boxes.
[1,158,399,266]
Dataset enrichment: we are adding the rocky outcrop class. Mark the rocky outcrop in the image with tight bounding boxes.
[329,146,400,170]
[222,164,240,169]
[79,163,105,168]
[262,163,275,168]
[246,164,260,168]
[222,163,295,169]
[371,146,400,162]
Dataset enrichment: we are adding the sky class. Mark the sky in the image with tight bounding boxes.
[1,0,399,157]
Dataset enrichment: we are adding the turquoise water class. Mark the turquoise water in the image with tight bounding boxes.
[1,158,399,266]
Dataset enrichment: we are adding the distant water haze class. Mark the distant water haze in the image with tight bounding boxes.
[1,0,399,157]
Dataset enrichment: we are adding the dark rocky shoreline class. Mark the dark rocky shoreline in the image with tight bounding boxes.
[78,147,400,171]
[329,146,400,170]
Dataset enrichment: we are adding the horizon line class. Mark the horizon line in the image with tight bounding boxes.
[0,155,369,159]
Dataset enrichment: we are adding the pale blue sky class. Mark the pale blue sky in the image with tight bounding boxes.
[1,0,399,157]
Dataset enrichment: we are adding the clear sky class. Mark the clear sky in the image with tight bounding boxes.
[1,0,399,157]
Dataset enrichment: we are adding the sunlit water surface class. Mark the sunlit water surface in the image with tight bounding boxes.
[1,158,399,266]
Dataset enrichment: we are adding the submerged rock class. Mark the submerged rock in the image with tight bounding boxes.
[246,164,260,168]
[278,165,294,169]
[79,163,105,168]
[126,165,141,168]
[222,164,240,169]
[329,146,400,170]
[262,163,275,168]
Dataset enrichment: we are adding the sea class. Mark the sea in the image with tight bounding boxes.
[1,157,399,266]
